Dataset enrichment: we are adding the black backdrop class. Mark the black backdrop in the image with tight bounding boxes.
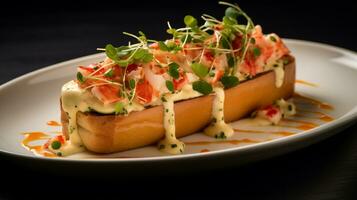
[1,0,357,199]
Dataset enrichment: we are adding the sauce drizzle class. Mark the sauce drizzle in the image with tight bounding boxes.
[186,139,261,146]
[46,120,61,126]
[21,84,335,157]
[200,149,210,153]
[293,93,333,110]
[295,80,318,87]
[21,132,56,157]
[234,128,295,136]
[296,109,334,122]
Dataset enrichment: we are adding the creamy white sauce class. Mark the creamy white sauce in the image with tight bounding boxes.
[272,60,284,88]
[276,99,296,117]
[203,87,234,138]
[59,80,146,156]
[158,86,235,154]
[158,95,185,154]
[171,84,202,101]
[157,84,202,154]
[48,140,85,157]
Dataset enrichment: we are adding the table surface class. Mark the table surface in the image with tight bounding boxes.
[1,1,357,199]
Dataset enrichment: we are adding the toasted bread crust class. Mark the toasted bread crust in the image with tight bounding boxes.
[61,56,295,153]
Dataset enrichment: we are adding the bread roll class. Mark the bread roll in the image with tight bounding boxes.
[61,56,295,153]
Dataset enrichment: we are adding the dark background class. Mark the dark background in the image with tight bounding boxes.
[1,0,357,199]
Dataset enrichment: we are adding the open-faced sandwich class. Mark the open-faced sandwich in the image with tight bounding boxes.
[46,2,296,156]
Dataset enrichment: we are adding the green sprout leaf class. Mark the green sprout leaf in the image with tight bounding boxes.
[115,102,125,115]
[132,48,153,63]
[168,62,180,79]
[129,79,136,89]
[227,54,235,68]
[225,7,240,19]
[141,53,153,63]
[191,63,209,78]
[116,46,130,57]
[117,60,129,67]
[165,80,175,93]
[158,41,169,51]
[133,48,147,59]
[138,31,147,42]
[192,80,212,95]
[220,75,239,89]
[184,15,198,27]
[104,68,114,77]
[223,16,237,26]
[105,44,118,61]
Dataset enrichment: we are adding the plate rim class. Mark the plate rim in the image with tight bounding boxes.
[1,39,357,163]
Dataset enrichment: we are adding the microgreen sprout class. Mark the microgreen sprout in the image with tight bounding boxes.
[90,2,255,105]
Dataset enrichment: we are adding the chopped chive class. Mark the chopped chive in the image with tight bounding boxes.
[76,72,85,83]
[269,36,277,42]
[161,96,167,102]
[253,47,261,58]
[288,104,293,111]
[51,141,61,150]
[212,117,217,123]
[283,58,290,65]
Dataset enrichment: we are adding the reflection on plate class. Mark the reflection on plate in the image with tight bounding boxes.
[1,39,357,166]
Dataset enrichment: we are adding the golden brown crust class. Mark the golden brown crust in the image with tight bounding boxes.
[61,56,295,153]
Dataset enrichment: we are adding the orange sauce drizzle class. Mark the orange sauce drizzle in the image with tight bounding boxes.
[295,80,318,87]
[293,93,333,110]
[281,119,317,127]
[21,132,56,157]
[186,139,261,146]
[200,149,210,153]
[234,128,295,136]
[46,120,61,126]
[275,124,316,131]
[320,115,334,122]
[296,109,334,122]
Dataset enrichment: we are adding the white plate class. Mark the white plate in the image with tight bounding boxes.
[1,39,357,172]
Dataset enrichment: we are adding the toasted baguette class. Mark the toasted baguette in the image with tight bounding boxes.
[61,56,295,153]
